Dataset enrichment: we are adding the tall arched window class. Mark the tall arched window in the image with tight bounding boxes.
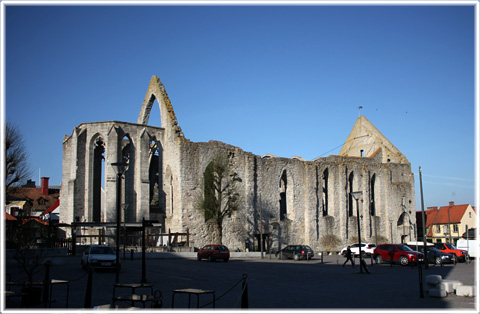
[322,168,329,216]
[203,161,217,222]
[92,137,105,223]
[280,170,287,221]
[348,171,354,217]
[370,174,376,216]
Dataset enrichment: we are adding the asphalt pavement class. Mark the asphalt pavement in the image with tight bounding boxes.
[4,254,478,312]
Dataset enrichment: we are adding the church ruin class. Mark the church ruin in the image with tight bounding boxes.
[60,76,416,252]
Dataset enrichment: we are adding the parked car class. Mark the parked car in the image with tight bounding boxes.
[434,242,469,262]
[197,244,230,262]
[456,240,477,259]
[373,244,424,266]
[406,242,454,265]
[340,243,377,257]
[275,245,314,261]
[81,245,119,271]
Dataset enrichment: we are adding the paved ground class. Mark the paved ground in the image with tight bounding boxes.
[4,254,478,312]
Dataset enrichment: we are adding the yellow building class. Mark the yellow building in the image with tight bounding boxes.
[426,202,476,245]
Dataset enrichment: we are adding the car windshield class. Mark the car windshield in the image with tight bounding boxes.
[396,244,413,252]
[91,247,115,255]
[445,243,456,250]
[303,246,312,250]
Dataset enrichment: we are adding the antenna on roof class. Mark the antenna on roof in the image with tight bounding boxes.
[358,106,363,117]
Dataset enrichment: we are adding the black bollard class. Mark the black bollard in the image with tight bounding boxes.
[84,268,93,308]
[131,249,134,260]
[241,274,248,309]
[418,263,424,298]
[43,261,52,308]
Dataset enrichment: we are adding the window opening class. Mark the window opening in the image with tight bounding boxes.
[280,170,287,221]
[93,137,105,223]
[348,171,354,217]
[203,161,216,222]
[370,174,376,216]
[322,168,328,216]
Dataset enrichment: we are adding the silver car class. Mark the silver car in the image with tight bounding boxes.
[81,245,120,270]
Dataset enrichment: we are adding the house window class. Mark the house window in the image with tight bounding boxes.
[436,225,441,233]
[443,225,448,234]
[10,207,21,216]
[453,224,459,233]
[469,212,472,218]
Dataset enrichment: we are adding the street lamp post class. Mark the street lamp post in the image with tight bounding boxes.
[122,203,129,260]
[111,162,128,284]
[351,191,365,273]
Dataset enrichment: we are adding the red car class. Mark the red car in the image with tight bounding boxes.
[434,243,469,262]
[197,244,230,262]
[373,244,424,266]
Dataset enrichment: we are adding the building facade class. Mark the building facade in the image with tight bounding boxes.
[60,76,416,252]
[425,202,477,245]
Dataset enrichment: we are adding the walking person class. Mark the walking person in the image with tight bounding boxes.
[343,246,355,267]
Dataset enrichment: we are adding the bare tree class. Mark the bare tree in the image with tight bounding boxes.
[5,122,31,188]
[196,153,241,244]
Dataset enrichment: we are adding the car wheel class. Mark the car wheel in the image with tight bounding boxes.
[399,255,409,266]
[208,255,215,262]
[294,254,300,261]
[375,255,382,264]
[435,257,442,265]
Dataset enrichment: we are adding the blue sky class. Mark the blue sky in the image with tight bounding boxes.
[3,2,477,211]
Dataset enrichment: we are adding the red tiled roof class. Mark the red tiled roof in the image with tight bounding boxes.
[4,212,17,220]
[22,217,48,226]
[425,207,439,228]
[7,186,59,212]
[434,204,470,224]
[41,198,59,216]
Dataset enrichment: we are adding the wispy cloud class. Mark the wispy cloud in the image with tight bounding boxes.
[423,181,474,189]
[419,174,474,182]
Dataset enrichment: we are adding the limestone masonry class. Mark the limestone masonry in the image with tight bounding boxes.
[61,76,416,252]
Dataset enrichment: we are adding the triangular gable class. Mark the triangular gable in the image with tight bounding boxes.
[339,116,409,164]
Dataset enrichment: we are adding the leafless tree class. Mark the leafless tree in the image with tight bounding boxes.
[5,122,31,188]
[196,153,241,244]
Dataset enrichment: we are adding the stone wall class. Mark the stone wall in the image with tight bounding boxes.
[61,76,416,253]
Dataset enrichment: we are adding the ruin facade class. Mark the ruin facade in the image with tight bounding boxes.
[60,76,416,252]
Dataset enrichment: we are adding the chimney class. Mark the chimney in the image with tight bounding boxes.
[449,201,455,207]
[41,177,50,195]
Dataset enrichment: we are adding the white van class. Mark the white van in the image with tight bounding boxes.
[456,240,478,258]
